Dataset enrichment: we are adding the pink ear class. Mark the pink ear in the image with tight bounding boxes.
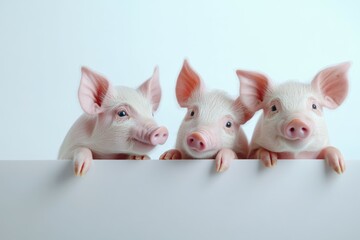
[138,66,161,112]
[311,62,351,109]
[176,60,204,107]
[78,67,110,115]
[233,97,255,124]
[236,69,271,112]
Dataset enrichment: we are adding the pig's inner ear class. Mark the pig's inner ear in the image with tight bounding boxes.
[311,62,350,109]
[236,70,271,112]
[176,60,204,107]
[138,66,161,112]
[78,67,110,115]
[233,97,255,125]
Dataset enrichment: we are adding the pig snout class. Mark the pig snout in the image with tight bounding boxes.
[150,127,168,145]
[187,132,206,152]
[283,119,311,140]
[133,126,168,146]
[186,131,216,152]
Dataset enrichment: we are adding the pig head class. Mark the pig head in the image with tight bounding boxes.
[237,62,350,173]
[161,60,253,172]
[59,66,168,175]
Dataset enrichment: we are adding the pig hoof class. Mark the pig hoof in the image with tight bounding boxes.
[74,158,91,176]
[216,159,229,173]
[73,147,93,176]
[257,148,277,168]
[128,155,150,160]
[215,148,236,172]
[323,147,345,174]
[160,149,182,160]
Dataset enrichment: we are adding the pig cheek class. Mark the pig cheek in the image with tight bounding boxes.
[97,112,115,128]
[101,117,135,152]
[181,118,198,137]
[93,113,120,142]
[131,143,154,155]
[307,113,326,141]
[263,111,285,140]
[223,121,238,135]
[221,131,237,150]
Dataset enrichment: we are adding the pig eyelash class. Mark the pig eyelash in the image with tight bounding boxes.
[115,106,132,120]
[269,104,279,114]
[310,101,322,115]
[266,100,281,117]
[118,110,128,117]
[185,106,198,120]
[309,98,322,113]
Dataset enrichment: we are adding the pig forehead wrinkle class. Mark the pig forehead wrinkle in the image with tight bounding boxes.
[266,82,315,109]
[110,86,153,115]
[191,90,236,118]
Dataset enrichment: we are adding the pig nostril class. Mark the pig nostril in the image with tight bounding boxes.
[290,127,295,132]
[155,134,159,137]
[302,128,307,132]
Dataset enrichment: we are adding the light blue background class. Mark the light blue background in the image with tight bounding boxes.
[0,0,359,160]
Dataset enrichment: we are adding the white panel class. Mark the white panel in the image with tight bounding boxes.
[0,160,359,240]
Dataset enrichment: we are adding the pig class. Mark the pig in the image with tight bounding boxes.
[160,60,253,172]
[58,66,168,176]
[236,62,350,174]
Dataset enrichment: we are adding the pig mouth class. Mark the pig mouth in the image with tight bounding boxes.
[131,138,156,147]
[128,138,156,154]
[185,147,218,158]
[279,136,311,148]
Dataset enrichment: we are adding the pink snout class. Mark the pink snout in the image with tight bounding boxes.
[150,127,168,145]
[187,132,206,152]
[284,119,311,140]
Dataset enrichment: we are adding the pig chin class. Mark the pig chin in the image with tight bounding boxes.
[259,135,315,153]
[186,149,218,159]
[182,144,218,159]
[279,137,312,152]
[129,139,155,154]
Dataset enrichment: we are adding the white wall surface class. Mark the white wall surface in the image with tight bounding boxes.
[0,160,359,240]
[0,0,359,160]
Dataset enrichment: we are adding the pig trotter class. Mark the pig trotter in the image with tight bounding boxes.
[320,147,345,174]
[215,148,237,172]
[159,149,182,160]
[73,147,93,176]
[256,148,278,168]
[128,155,150,160]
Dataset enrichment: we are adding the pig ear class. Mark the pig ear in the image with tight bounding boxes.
[311,62,351,109]
[236,69,271,112]
[138,66,161,112]
[233,97,255,124]
[176,60,204,107]
[78,67,110,115]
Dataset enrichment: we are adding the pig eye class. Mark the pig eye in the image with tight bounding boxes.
[118,110,127,117]
[271,105,277,112]
[190,110,195,117]
[226,121,232,128]
[312,104,317,110]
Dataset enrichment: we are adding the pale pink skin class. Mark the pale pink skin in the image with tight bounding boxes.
[237,62,351,174]
[160,60,253,172]
[59,66,168,176]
